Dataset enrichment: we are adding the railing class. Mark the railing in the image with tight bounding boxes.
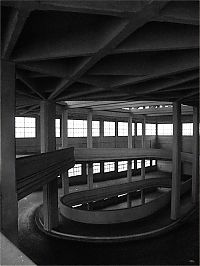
[74,148,194,163]
[16,147,75,200]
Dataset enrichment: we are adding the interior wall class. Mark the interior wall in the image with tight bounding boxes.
[15,115,195,177]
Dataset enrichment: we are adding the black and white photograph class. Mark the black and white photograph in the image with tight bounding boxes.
[0,0,199,265]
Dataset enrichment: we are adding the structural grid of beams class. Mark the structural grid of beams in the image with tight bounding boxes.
[1,0,198,112]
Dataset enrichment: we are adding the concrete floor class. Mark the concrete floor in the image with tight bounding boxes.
[17,172,199,265]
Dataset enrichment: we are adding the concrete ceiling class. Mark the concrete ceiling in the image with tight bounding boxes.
[1,0,199,115]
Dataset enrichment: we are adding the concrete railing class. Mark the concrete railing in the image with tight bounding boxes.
[74,148,194,163]
[60,178,191,224]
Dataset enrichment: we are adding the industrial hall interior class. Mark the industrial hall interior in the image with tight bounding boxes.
[0,0,199,265]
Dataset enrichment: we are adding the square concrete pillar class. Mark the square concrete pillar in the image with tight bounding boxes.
[61,108,69,194]
[192,106,199,203]
[171,102,182,220]
[0,60,18,243]
[40,101,58,230]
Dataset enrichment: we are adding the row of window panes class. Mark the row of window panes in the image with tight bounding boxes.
[68,160,156,177]
[15,117,194,138]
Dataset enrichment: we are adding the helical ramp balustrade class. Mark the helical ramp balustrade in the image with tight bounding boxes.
[35,148,198,242]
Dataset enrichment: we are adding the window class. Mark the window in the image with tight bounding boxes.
[118,122,128,136]
[55,119,61,137]
[15,117,36,138]
[68,120,87,137]
[137,123,142,136]
[92,121,100,137]
[145,159,150,167]
[182,123,193,136]
[132,123,135,136]
[118,161,128,172]
[158,124,173,135]
[145,124,156,135]
[152,160,156,166]
[68,164,82,177]
[93,163,100,174]
[104,162,115,172]
[137,160,141,169]
[104,121,115,136]
[132,160,135,169]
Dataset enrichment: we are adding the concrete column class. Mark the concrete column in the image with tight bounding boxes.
[82,162,87,185]
[40,101,58,230]
[87,110,92,148]
[128,113,133,148]
[127,113,133,182]
[61,108,69,194]
[100,119,104,148]
[127,113,133,207]
[100,161,104,174]
[141,117,146,204]
[155,122,158,148]
[87,110,93,189]
[0,60,18,243]
[192,106,199,203]
[171,102,182,220]
[87,162,93,190]
[115,120,118,148]
[134,121,137,148]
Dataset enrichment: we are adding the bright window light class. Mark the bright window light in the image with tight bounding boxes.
[158,124,173,135]
[104,121,115,136]
[15,117,36,138]
[132,123,135,136]
[182,123,193,136]
[118,161,128,172]
[137,160,142,169]
[145,159,150,167]
[118,122,128,136]
[68,164,82,177]
[68,120,87,137]
[137,123,142,136]
[145,124,156,135]
[55,119,61,138]
[152,160,156,166]
[132,160,135,169]
[93,163,100,174]
[92,121,100,137]
[104,162,115,172]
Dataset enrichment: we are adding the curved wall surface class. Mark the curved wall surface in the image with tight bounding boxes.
[60,179,191,224]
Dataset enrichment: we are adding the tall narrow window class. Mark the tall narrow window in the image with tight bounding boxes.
[182,123,193,136]
[145,159,150,167]
[118,161,128,172]
[131,160,135,169]
[145,124,156,135]
[68,120,87,137]
[68,164,82,177]
[104,121,115,136]
[55,118,61,138]
[118,122,128,136]
[158,124,173,135]
[15,117,36,138]
[92,121,100,137]
[132,123,135,136]
[104,162,115,172]
[152,160,156,166]
[137,123,142,136]
[93,163,100,174]
[137,160,142,169]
